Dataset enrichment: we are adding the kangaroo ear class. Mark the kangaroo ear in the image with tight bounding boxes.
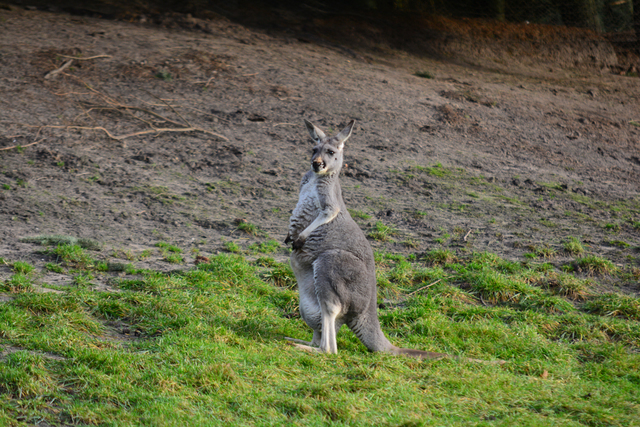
[335,120,355,150]
[304,119,326,142]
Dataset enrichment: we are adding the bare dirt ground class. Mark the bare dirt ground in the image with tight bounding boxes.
[0,6,639,293]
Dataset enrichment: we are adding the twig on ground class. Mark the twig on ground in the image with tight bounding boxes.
[408,279,442,296]
[463,229,474,241]
[77,103,187,128]
[0,137,46,151]
[42,76,229,142]
[11,124,228,142]
[143,90,192,127]
[58,54,112,60]
[44,59,73,79]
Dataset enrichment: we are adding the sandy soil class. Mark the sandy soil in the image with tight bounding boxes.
[0,6,639,293]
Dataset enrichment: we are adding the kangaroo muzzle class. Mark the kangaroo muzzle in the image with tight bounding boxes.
[313,158,325,172]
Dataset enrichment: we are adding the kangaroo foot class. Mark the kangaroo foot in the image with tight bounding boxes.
[284,337,314,346]
[285,337,320,353]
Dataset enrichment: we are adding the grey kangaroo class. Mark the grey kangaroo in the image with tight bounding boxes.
[285,119,499,363]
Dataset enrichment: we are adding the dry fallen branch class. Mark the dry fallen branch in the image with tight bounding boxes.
[58,54,112,61]
[143,90,191,127]
[38,76,229,142]
[77,102,187,128]
[0,138,46,151]
[463,229,474,241]
[12,124,228,142]
[44,59,74,80]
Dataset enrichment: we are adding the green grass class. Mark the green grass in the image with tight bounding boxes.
[155,242,182,253]
[12,261,35,275]
[604,222,621,233]
[533,244,557,259]
[584,293,640,320]
[249,239,281,254]
[401,238,419,249]
[155,242,184,264]
[609,239,631,248]
[1,252,639,426]
[223,241,241,253]
[236,220,261,236]
[21,234,101,250]
[44,262,65,273]
[163,252,184,264]
[424,248,458,266]
[348,209,372,220]
[1,273,34,292]
[259,259,296,289]
[541,272,591,300]
[367,221,398,242]
[571,255,618,275]
[47,244,96,269]
[563,236,585,255]
[416,162,451,178]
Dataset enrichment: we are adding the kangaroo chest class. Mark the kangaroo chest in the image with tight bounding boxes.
[289,173,322,237]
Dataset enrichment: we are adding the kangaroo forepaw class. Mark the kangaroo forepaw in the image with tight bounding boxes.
[292,237,305,250]
[284,233,292,244]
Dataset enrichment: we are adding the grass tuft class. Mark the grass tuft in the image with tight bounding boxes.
[416,162,451,177]
[21,234,101,250]
[583,293,640,320]
[563,236,585,255]
[540,272,591,300]
[156,242,184,263]
[235,219,261,236]
[47,244,95,269]
[250,239,281,254]
[424,248,458,266]
[223,241,241,253]
[571,255,618,275]
[11,261,35,275]
[368,221,398,242]
[1,273,34,292]
[261,260,296,288]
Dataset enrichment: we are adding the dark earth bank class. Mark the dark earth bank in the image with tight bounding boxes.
[0,5,639,295]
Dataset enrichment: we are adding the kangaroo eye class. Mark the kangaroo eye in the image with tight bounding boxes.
[312,148,318,154]
[327,150,335,155]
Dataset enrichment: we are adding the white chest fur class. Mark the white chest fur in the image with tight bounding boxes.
[289,173,321,237]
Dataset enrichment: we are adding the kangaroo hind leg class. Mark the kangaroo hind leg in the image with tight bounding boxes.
[319,300,340,354]
[313,256,345,355]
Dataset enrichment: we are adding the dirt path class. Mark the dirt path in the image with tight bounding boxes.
[1,7,638,293]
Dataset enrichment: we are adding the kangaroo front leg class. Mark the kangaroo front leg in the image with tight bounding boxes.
[292,207,340,249]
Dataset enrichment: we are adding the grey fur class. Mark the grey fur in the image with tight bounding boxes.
[285,119,471,361]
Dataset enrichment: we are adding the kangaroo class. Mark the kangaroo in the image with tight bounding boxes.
[285,119,502,363]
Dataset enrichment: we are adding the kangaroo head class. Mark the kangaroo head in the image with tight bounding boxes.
[304,119,355,175]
